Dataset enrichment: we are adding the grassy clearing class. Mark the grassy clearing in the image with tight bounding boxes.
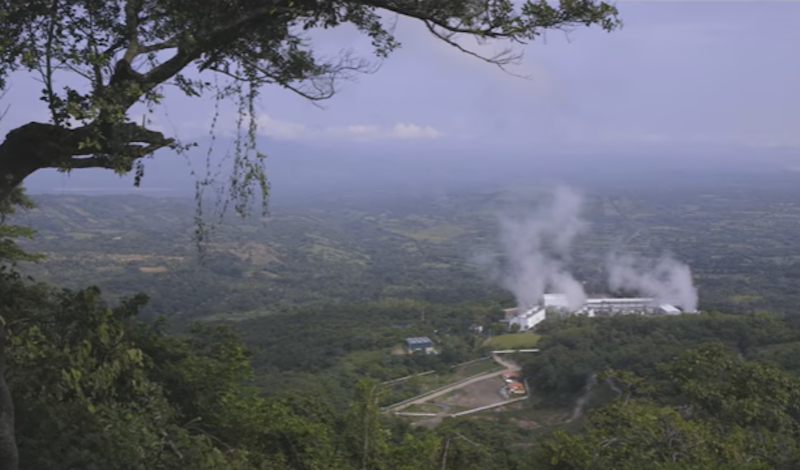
[729,294,763,303]
[405,404,443,413]
[403,359,502,393]
[139,266,168,273]
[456,359,503,377]
[200,309,277,323]
[413,373,459,391]
[307,244,369,265]
[69,232,96,240]
[484,333,541,350]
[409,224,467,242]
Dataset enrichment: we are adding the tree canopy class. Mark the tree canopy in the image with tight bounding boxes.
[0,1,623,468]
[0,0,620,207]
[540,344,800,470]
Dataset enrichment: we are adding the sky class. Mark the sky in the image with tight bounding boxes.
[3,1,800,197]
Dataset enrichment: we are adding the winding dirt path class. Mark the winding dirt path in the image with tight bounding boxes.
[391,354,523,428]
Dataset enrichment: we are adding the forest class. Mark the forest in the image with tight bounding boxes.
[3,174,800,469]
[3,0,798,467]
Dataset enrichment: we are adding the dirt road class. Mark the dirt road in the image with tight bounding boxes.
[390,354,519,412]
[492,353,520,372]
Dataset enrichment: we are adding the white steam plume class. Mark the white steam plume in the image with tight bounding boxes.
[606,252,698,312]
[494,186,587,311]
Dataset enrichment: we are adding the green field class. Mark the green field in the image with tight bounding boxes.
[410,359,502,391]
[484,333,542,350]
[404,404,443,413]
[457,358,504,376]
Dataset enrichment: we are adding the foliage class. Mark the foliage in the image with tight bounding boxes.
[523,313,799,405]
[234,297,494,405]
[435,419,542,470]
[15,182,800,324]
[0,0,620,223]
[6,286,241,470]
[14,194,513,322]
[537,344,800,470]
[6,228,800,470]
[7,166,800,468]
[483,332,541,350]
[0,280,461,470]
[0,187,42,265]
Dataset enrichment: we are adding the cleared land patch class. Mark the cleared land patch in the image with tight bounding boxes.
[139,266,168,273]
[484,333,541,350]
[434,376,507,409]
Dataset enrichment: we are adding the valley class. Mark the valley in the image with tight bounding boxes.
[6,177,800,468]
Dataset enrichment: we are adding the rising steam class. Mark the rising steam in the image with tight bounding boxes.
[494,186,587,311]
[486,186,698,312]
[606,252,698,312]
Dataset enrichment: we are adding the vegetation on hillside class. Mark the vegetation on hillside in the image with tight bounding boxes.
[5,278,800,470]
[6,182,800,469]
[484,332,542,350]
[15,179,800,323]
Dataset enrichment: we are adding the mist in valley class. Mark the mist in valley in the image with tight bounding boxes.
[23,133,800,208]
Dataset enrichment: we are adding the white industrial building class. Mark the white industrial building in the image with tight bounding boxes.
[506,306,546,331]
[543,294,690,317]
[503,294,694,331]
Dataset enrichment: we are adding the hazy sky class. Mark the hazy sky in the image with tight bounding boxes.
[4,1,800,194]
[177,1,800,149]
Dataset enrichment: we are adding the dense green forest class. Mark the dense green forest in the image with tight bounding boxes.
[3,0,799,466]
[5,179,800,469]
[5,273,800,469]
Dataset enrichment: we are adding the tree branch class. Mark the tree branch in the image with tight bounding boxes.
[42,1,59,124]
[364,0,515,39]
[122,0,143,63]
[0,121,173,201]
[107,5,295,112]
[244,50,377,101]
[0,89,9,123]
[139,36,183,54]
[422,20,528,77]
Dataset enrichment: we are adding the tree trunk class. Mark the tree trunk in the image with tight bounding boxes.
[0,123,24,470]
[0,123,52,470]
[0,325,17,470]
[0,119,170,470]
[0,122,75,203]
[0,120,174,204]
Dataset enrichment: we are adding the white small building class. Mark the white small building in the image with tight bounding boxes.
[508,306,546,331]
[580,297,656,316]
[405,337,436,354]
[502,294,696,331]
[657,303,682,315]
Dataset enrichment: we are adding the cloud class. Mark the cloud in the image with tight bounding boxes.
[253,113,443,142]
[256,114,309,140]
[391,123,441,139]
[323,124,382,140]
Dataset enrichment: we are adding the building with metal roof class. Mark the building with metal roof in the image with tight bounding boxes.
[404,337,436,355]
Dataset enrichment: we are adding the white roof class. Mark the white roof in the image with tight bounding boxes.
[543,294,569,308]
[586,298,654,305]
[406,337,433,345]
[659,304,682,314]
